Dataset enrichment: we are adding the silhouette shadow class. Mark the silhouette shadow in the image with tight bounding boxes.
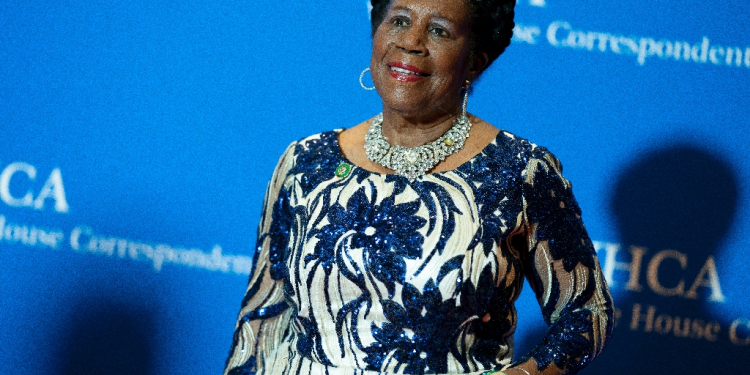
[58,300,156,375]
[584,144,746,373]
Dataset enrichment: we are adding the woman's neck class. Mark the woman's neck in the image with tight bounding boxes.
[380,107,463,148]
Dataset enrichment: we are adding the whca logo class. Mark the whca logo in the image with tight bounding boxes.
[0,161,69,213]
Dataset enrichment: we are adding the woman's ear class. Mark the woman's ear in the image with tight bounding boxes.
[469,50,490,82]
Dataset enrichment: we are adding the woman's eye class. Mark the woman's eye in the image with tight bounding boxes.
[392,17,409,27]
[431,27,448,37]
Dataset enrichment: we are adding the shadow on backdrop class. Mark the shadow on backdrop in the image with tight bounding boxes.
[58,299,156,375]
[585,144,746,373]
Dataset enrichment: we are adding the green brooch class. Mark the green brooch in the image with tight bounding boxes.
[335,163,352,178]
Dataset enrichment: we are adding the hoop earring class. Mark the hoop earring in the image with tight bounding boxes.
[360,68,376,90]
[461,80,470,117]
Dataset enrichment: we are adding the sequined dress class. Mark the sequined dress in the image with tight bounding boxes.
[224,129,613,375]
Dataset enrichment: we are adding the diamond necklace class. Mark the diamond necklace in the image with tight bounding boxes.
[364,113,472,181]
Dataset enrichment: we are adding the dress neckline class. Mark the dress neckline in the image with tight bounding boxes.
[331,127,504,179]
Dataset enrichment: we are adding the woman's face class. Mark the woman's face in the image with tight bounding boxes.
[371,0,473,121]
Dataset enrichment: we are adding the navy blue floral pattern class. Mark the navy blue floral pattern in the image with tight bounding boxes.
[224,130,613,375]
[310,186,427,298]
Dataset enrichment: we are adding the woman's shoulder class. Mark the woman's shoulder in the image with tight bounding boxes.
[290,129,344,153]
[481,124,553,164]
[487,128,572,192]
[272,129,347,180]
[272,129,344,164]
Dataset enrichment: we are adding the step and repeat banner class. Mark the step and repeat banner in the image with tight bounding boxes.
[1,1,748,374]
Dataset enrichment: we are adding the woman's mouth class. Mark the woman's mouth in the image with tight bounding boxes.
[388,63,428,82]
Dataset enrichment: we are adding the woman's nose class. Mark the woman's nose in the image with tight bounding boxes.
[396,28,427,55]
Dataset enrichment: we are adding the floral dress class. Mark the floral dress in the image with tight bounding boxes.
[224,129,613,375]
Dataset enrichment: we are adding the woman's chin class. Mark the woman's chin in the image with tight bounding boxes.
[380,92,456,120]
[379,87,427,111]
[381,98,430,117]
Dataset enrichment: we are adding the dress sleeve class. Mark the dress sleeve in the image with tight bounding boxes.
[224,142,297,375]
[517,148,614,374]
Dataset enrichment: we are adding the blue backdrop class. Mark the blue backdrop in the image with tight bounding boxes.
[1,1,748,374]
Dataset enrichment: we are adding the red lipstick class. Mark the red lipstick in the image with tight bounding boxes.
[388,62,427,82]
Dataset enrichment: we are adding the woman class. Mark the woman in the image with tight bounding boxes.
[224,0,613,374]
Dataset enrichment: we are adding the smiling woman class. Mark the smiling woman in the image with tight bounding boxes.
[223,1,613,375]
[370,0,474,125]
